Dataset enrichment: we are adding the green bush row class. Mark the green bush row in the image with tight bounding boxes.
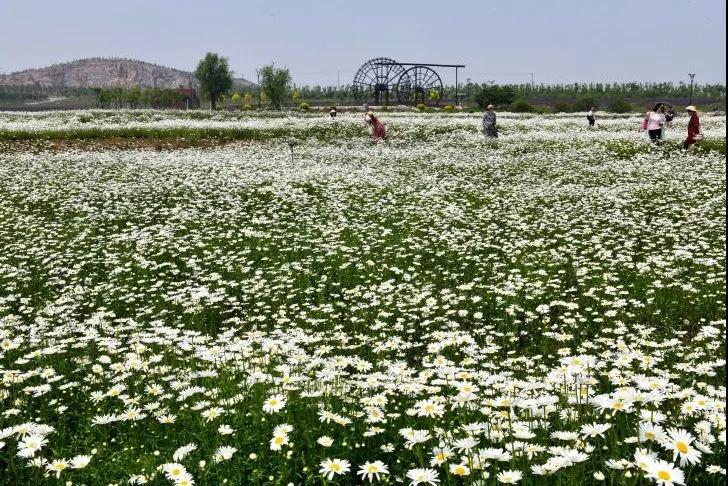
[0,124,366,143]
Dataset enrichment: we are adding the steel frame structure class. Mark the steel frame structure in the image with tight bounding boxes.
[352,58,465,106]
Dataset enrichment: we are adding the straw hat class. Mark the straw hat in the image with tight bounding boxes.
[685,105,698,112]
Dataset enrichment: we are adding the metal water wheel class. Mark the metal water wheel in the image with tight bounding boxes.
[396,66,444,106]
[352,57,406,106]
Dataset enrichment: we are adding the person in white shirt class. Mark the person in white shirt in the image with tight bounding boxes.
[587,107,596,127]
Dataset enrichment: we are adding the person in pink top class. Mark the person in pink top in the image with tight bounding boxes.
[642,103,666,143]
[364,111,386,141]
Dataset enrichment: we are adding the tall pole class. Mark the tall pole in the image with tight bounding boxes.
[531,72,534,87]
[256,69,261,109]
[688,73,696,105]
[455,67,459,106]
[337,70,340,106]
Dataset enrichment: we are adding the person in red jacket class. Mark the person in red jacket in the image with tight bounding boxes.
[364,111,386,141]
[683,105,702,150]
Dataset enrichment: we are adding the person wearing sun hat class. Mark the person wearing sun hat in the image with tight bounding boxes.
[482,104,498,138]
[364,111,386,140]
[683,105,702,150]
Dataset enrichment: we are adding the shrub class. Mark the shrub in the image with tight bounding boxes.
[417,103,427,112]
[380,106,390,112]
[298,102,310,111]
[442,105,455,113]
[553,100,571,113]
[573,96,597,112]
[509,99,535,113]
[607,98,632,113]
[242,104,253,111]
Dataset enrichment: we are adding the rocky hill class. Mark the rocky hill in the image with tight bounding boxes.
[0,58,255,89]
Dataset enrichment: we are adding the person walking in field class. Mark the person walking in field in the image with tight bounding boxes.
[683,105,702,151]
[482,105,498,138]
[642,103,666,143]
[665,107,675,127]
[364,111,386,141]
[586,107,596,127]
[662,106,675,139]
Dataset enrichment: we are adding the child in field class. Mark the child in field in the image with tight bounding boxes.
[364,111,386,140]
[665,107,675,127]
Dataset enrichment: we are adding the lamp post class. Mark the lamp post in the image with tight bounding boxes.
[688,73,696,105]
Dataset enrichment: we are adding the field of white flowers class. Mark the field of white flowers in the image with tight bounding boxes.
[0,111,725,485]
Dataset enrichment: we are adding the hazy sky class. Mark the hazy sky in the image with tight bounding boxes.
[1,0,725,86]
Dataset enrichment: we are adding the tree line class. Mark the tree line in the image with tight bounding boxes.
[281,82,726,103]
[3,51,725,111]
[92,87,187,109]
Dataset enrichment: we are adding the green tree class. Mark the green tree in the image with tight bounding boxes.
[259,65,292,110]
[475,83,516,109]
[607,98,632,113]
[194,53,233,110]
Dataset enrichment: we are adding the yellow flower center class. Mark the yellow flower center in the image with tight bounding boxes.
[331,464,341,472]
[676,441,688,454]
[274,436,284,445]
[645,432,655,440]
[658,470,671,480]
